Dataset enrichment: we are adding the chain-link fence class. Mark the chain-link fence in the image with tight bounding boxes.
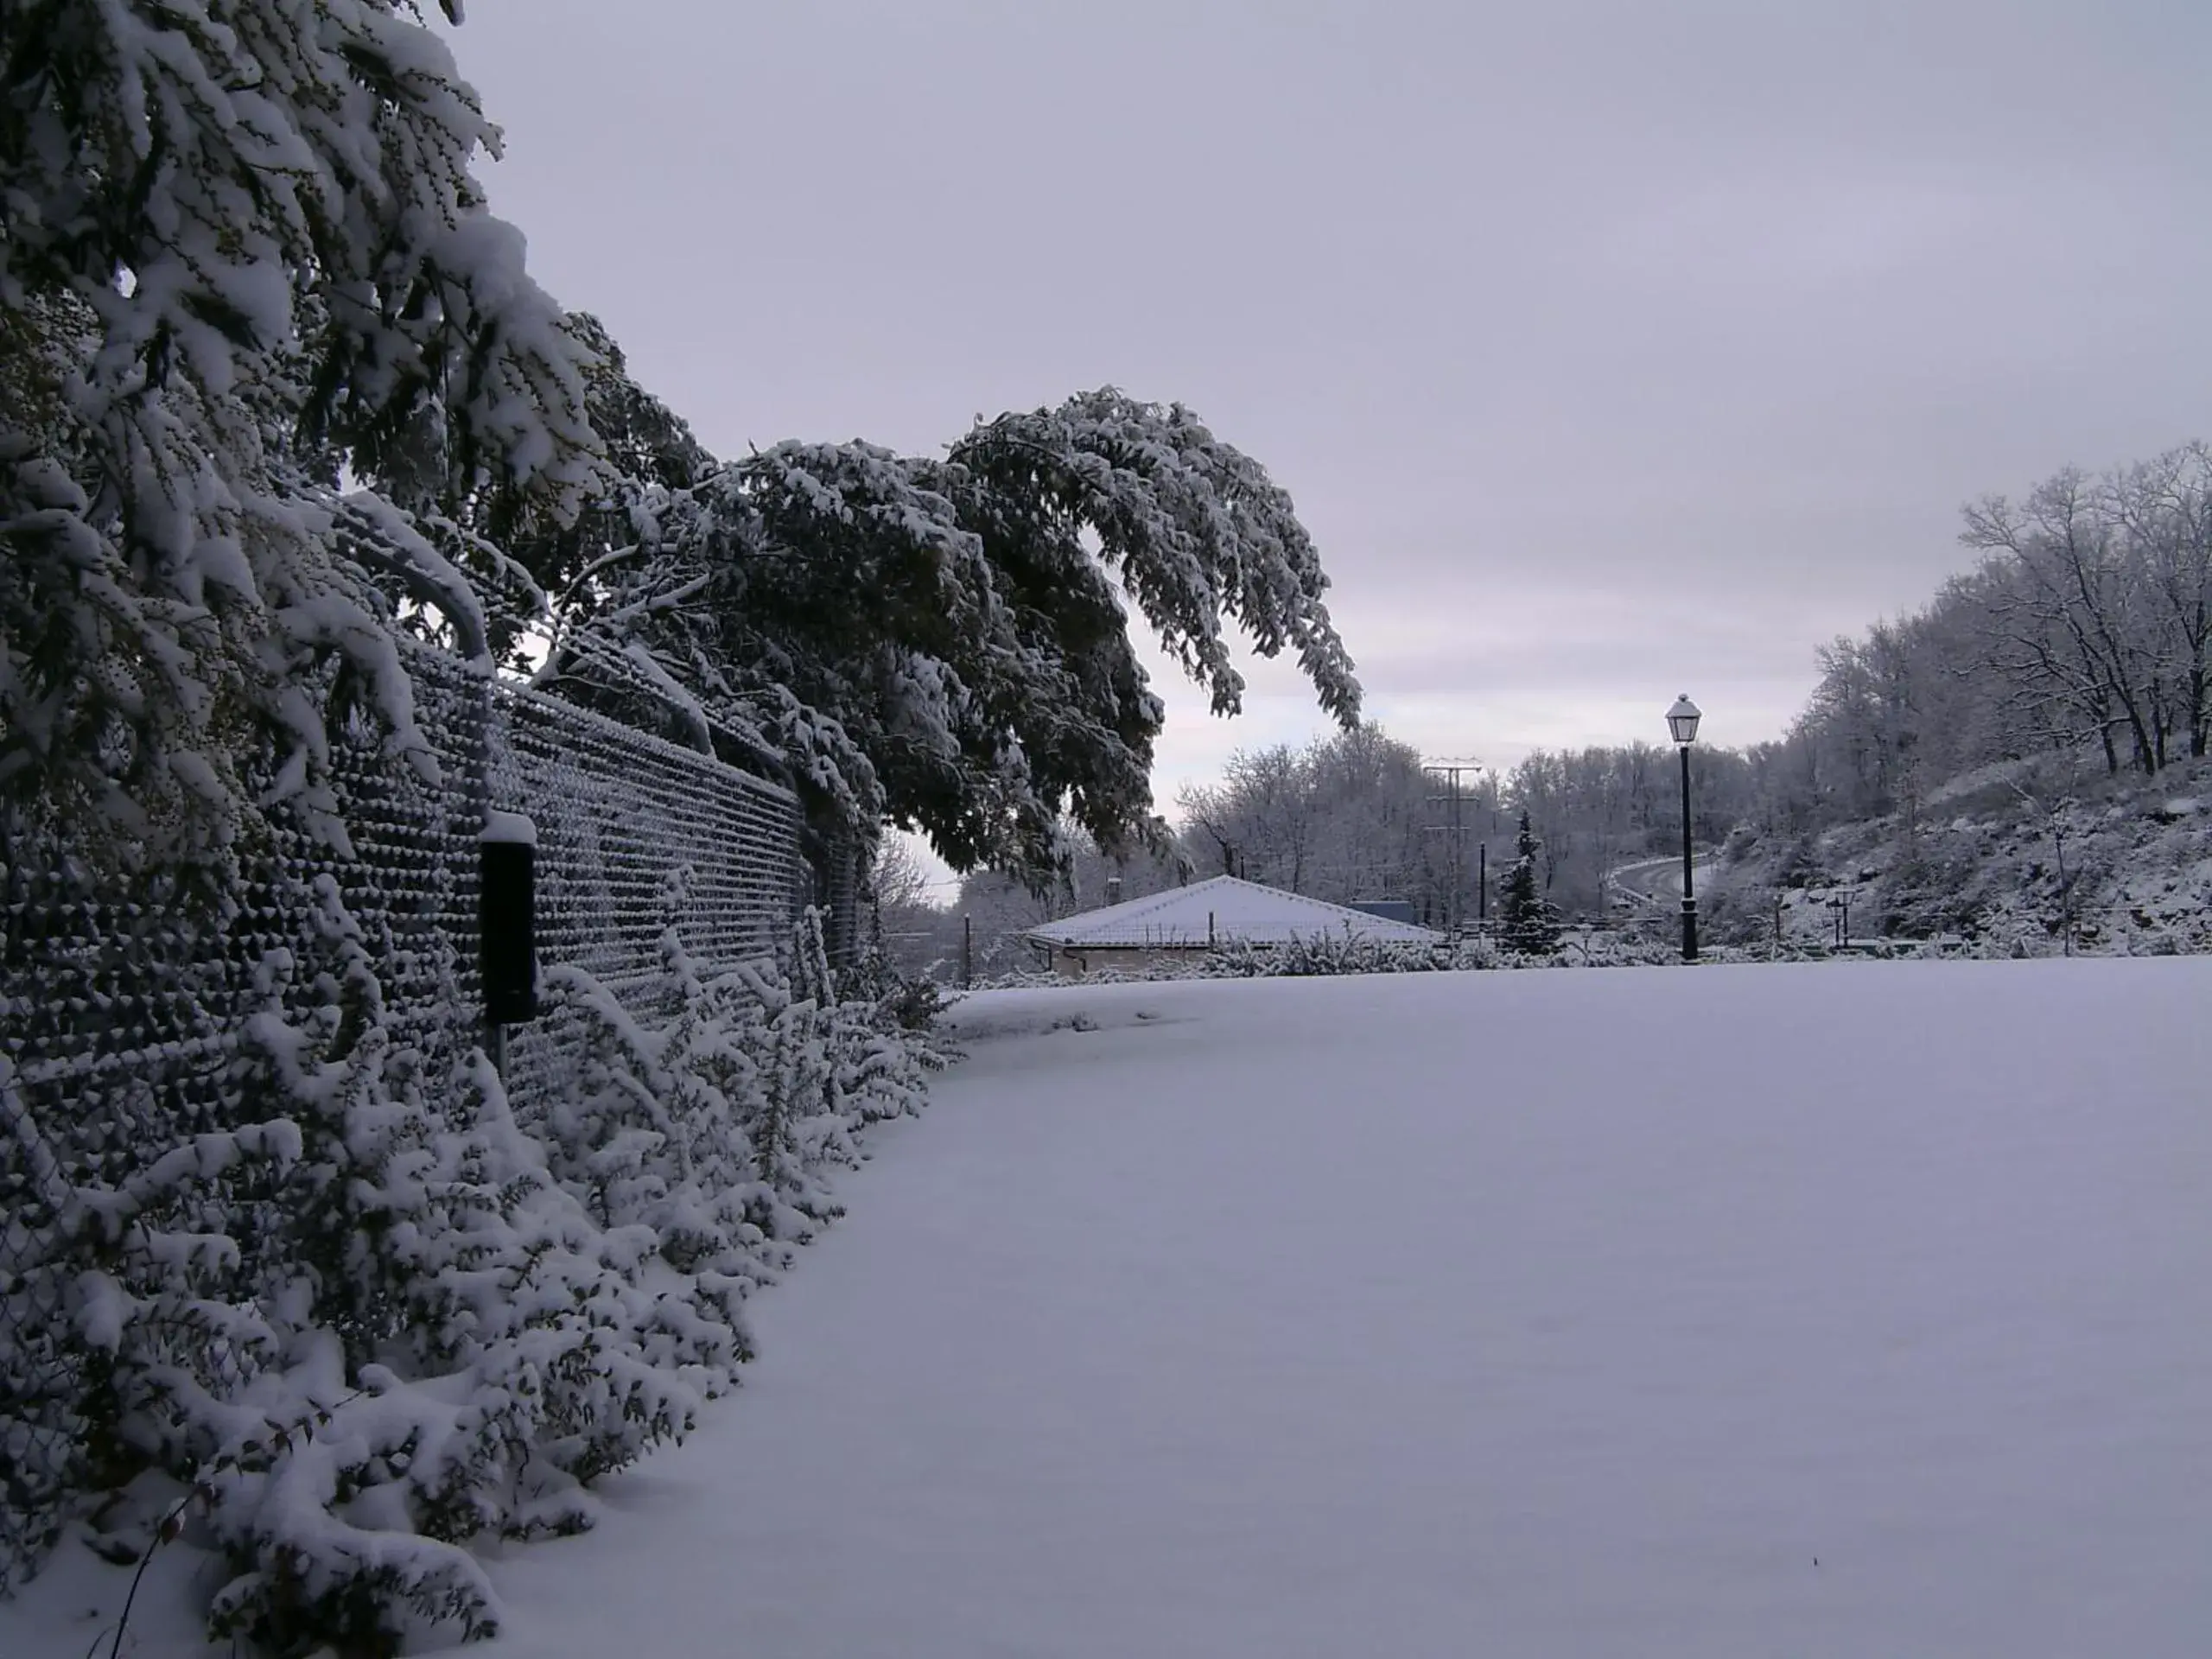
[0,641,804,1595]
[490,671,803,1113]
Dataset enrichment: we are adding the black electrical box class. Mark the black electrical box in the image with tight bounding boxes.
[480,814,538,1025]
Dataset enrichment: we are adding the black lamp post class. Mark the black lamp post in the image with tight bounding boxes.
[1667,694,1701,962]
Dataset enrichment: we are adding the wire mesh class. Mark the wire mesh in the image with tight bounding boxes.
[490,672,801,1114]
[0,640,802,1594]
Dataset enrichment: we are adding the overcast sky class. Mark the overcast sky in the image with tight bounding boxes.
[444,0,2208,802]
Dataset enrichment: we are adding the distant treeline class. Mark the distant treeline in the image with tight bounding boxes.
[894,441,2212,960]
[1771,443,2212,831]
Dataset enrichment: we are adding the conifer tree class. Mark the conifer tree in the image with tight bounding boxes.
[1497,810,1560,955]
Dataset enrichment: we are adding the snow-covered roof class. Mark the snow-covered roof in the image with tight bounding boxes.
[1026,875,1441,950]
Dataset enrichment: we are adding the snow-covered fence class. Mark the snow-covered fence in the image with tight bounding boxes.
[1,648,490,1592]
[485,672,804,1113]
[0,642,802,1596]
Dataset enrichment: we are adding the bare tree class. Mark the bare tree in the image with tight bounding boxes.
[2111,443,2212,761]
[1966,470,2163,774]
[1176,727,1448,914]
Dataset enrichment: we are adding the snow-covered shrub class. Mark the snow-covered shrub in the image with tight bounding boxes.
[22,871,736,1652]
[543,906,941,1298]
[838,938,959,1034]
[1549,930,1683,969]
[546,931,804,1294]
[0,1038,301,1600]
[1202,934,1456,976]
[1877,840,1997,938]
[1,847,959,1655]
[808,917,954,1126]
[199,892,944,1652]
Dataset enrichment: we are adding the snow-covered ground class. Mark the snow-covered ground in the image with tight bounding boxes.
[14,961,2212,1656]
[503,962,2211,1656]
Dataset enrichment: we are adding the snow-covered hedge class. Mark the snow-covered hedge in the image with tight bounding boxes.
[1201,935,1460,976]
[542,908,944,1310]
[965,926,1695,987]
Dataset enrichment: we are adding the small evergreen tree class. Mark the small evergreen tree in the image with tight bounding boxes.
[1497,810,1560,955]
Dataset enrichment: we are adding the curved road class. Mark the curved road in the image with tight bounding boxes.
[1607,853,1712,908]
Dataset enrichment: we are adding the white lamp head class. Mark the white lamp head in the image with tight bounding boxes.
[1666,694,1702,746]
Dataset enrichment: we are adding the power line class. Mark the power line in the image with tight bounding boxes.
[1423,759,1484,938]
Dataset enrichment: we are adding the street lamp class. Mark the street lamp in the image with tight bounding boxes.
[1667,694,1701,962]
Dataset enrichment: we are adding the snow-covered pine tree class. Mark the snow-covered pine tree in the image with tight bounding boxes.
[1497,810,1561,955]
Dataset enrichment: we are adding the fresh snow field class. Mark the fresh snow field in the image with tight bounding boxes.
[492,960,2212,1658]
[10,960,2210,1656]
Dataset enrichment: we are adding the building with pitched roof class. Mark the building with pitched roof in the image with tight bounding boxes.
[1024,874,1440,976]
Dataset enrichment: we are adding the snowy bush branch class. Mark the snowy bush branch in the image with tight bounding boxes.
[4,870,944,1649]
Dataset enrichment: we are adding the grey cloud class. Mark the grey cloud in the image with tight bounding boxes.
[443,0,2212,794]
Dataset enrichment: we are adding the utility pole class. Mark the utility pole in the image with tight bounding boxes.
[1424,759,1483,939]
[2054,823,2072,957]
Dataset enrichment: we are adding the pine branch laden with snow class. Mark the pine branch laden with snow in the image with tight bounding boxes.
[0,0,597,855]
[948,389,1360,729]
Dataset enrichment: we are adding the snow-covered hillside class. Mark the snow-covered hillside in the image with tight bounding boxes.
[21,961,2203,1656]
[1703,755,2212,955]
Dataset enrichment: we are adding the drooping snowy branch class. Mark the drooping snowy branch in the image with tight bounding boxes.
[513,366,1363,884]
[950,388,1361,728]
